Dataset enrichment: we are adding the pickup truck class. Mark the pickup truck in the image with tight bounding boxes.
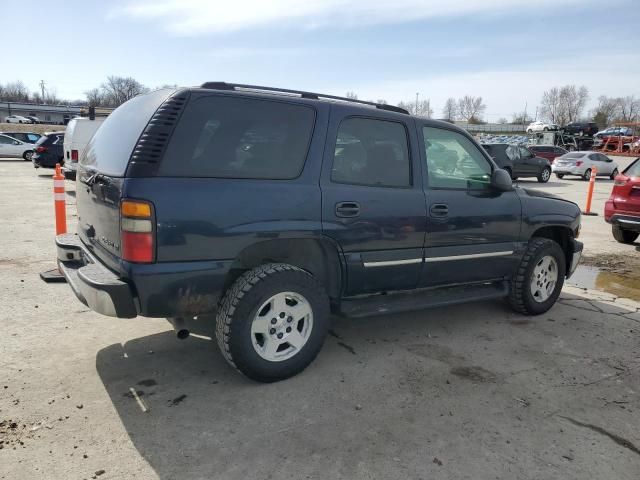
[56,83,583,382]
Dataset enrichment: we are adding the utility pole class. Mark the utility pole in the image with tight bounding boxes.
[39,80,46,103]
[523,101,528,131]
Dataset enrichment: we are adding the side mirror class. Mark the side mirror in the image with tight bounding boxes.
[491,168,513,191]
[13,141,20,145]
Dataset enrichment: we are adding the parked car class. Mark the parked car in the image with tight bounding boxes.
[528,145,568,163]
[4,115,32,124]
[552,151,619,180]
[526,121,558,133]
[55,83,583,382]
[62,117,105,180]
[562,122,599,136]
[25,116,41,124]
[2,132,42,144]
[604,157,640,244]
[32,132,64,169]
[0,133,35,160]
[481,143,552,182]
[595,127,633,139]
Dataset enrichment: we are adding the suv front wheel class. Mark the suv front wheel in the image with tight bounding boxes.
[509,238,566,315]
[215,263,330,382]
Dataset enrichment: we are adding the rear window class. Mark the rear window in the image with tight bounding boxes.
[625,159,640,178]
[158,95,315,179]
[563,153,584,159]
[81,89,174,176]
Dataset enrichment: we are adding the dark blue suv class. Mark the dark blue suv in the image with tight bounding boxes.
[56,83,583,382]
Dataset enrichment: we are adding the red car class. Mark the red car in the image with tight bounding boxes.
[528,145,568,163]
[604,157,640,244]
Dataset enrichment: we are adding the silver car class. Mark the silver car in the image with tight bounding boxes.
[552,151,619,181]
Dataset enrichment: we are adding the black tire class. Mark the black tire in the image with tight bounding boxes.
[582,169,591,181]
[555,173,564,179]
[526,129,532,134]
[610,168,619,180]
[537,167,551,183]
[23,150,33,161]
[612,225,639,244]
[543,127,549,131]
[509,237,566,315]
[215,263,330,382]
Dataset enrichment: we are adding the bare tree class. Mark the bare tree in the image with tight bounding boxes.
[100,76,148,107]
[618,95,640,122]
[398,99,433,118]
[511,111,533,124]
[442,97,457,120]
[457,95,486,123]
[540,87,561,124]
[0,81,30,102]
[345,91,358,100]
[541,85,589,125]
[497,117,508,124]
[591,95,620,127]
[85,88,104,107]
[560,85,589,123]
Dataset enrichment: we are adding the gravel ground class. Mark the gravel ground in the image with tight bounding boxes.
[1,159,639,480]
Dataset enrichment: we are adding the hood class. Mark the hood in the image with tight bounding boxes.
[519,186,572,203]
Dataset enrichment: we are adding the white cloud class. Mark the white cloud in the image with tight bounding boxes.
[119,0,592,35]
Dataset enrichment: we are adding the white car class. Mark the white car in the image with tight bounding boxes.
[62,116,105,179]
[552,151,619,181]
[4,115,32,124]
[0,133,36,160]
[526,121,558,133]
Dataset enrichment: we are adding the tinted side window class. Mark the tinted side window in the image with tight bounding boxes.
[424,127,491,189]
[160,96,315,179]
[331,118,410,188]
[82,89,174,176]
[0,135,13,145]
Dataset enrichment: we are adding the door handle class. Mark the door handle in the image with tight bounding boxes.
[430,204,449,217]
[335,201,360,218]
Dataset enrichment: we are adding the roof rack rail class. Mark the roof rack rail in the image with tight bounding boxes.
[200,82,409,115]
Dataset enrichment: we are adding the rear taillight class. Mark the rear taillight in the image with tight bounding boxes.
[71,150,79,162]
[575,161,583,166]
[614,176,628,186]
[120,200,154,263]
[36,146,47,153]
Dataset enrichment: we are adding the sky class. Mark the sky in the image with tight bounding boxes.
[4,0,640,121]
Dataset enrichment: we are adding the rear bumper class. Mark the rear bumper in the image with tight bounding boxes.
[62,162,77,180]
[566,239,583,279]
[56,234,233,318]
[606,213,640,232]
[56,234,138,318]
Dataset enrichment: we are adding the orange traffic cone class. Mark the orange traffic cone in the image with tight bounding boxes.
[582,166,598,216]
[40,164,68,283]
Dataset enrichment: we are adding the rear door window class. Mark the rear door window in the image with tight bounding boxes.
[331,118,411,188]
[159,96,315,179]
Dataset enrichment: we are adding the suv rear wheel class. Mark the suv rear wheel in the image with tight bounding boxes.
[215,263,330,382]
[537,167,551,183]
[612,225,639,244]
[509,238,566,315]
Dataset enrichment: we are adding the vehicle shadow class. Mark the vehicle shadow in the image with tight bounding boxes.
[95,293,640,479]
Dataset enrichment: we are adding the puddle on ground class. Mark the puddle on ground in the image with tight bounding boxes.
[568,265,640,301]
